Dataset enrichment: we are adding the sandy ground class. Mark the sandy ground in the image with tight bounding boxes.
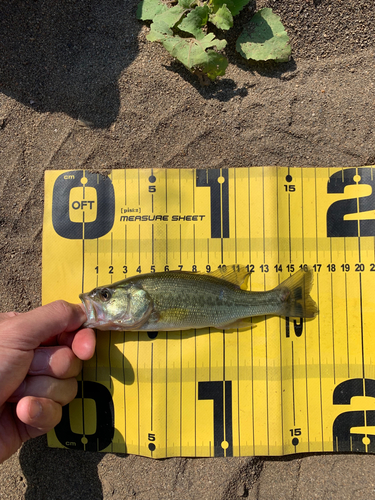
[1,0,375,498]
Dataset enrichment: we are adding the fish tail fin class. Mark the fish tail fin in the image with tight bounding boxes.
[274,267,318,319]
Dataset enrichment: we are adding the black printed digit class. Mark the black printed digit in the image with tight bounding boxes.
[54,381,114,451]
[285,318,303,338]
[198,381,233,457]
[196,169,229,238]
[327,167,375,237]
[333,378,375,452]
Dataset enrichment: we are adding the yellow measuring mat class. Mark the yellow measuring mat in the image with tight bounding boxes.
[43,166,375,457]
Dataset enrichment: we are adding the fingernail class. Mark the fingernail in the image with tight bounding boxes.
[29,350,50,373]
[29,400,42,420]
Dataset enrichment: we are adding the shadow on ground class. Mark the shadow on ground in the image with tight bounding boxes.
[0,0,141,128]
[20,437,105,500]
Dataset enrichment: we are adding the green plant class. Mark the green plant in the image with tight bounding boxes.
[137,1,291,83]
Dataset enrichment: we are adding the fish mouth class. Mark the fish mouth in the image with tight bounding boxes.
[79,294,98,327]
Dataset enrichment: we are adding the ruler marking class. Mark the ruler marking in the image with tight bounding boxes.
[179,225,182,266]
[111,232,113,284]
[124,225,127,270]
[151,168,154,214]
[152,224,155,266]
[180,331,182,455]
[165,169,168,213]
[193,224,196,265]
[314,167,324,450]
[81,195,86,448]
[276,169,280,264]
[193,170,195,214]
[292,341,295,427]
[166,332,168,454]
[356,167,365,381]
[237,328,241,455]
[166,225,168,266]
[151,343,154,431]
[222,330,226,457]
[288,190,292,264]
[195,331,197,456]
[123,333,126,448]
[209,327,211,381]
[360,274,365,379]
[108,331,112,391]
[82,211,86,292]
[137,333,140,456]
[331,273,336,384]
[304,318,310,451]
[345,272,350,378]
[96,238,99,287]
[279,321,284,454]
[179,170,181,213]
[265,310,270,455]
[139,225,141,266]
[251,324,255,455]
[318,274,324,450]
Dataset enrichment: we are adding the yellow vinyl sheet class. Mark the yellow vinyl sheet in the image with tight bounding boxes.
[42,166,375,457]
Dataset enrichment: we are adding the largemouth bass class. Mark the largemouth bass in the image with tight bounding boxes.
[80,265,317,332]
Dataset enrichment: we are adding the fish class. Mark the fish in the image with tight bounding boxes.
[79,265,318,332]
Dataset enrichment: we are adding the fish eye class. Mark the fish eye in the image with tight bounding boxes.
[98,288,112,302]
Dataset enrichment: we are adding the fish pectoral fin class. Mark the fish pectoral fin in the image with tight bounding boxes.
[209,265,250,289]
[213,318,256,330]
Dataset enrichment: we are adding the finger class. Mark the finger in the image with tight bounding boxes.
[29,346,82,379]
[0,301,86,350]
[16,397,63,439]
[58,327,96,360]
[0,312,19,322]
[8,376,78,406]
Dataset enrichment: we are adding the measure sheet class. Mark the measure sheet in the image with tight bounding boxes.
[43,167,375,457]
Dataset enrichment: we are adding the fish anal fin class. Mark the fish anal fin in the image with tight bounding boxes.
[210,265,250,289]
[213,318,256,330]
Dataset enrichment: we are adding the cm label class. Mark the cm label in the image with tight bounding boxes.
[52,170,115,239]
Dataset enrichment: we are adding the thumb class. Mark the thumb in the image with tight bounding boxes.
[0,301,87,351]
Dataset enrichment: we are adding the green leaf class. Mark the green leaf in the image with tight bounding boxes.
[153,4,185,28]
[146,19,173,42]
[163,33,227,68]
[195,51,228,80]
[209,4,233,30]
[178,0,196,8]
[148,28,227,80]
[179,6,210,40]
[236,8,291,62]
[136,0,168,21]
[211,0,251,17]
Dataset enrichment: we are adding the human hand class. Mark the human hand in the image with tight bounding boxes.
[0,301,95,464]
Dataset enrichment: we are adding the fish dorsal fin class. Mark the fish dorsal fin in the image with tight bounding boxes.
[209,265,250,290]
